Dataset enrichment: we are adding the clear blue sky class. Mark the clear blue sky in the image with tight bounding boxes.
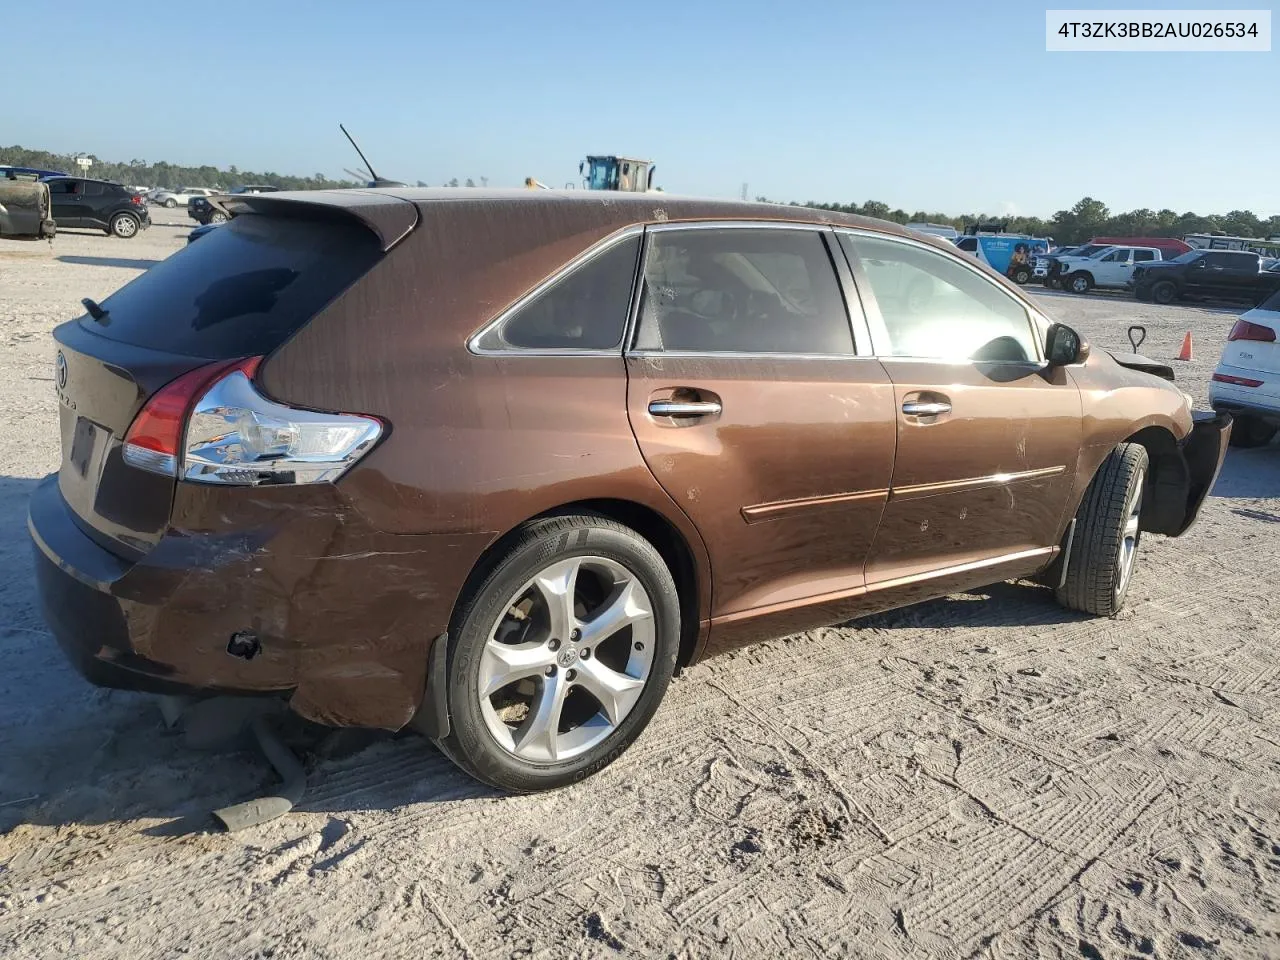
[8,0,1276,217]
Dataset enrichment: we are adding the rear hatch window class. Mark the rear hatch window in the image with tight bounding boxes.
[85,214,382,358]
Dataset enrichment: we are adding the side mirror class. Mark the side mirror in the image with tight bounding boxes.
[1046,323,1089,366]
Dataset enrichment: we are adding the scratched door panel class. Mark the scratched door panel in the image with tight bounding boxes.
[866,359,1082,584]
[626,354,897,618]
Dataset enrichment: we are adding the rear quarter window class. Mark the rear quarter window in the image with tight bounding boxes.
[86,215,383,358]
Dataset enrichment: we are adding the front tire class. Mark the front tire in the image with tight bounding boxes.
[438,515,680,792]
[1151,281,1177,304]
[1228,415,1277,449]
[209,211,228,224]
[1056,443,1148,617]
[109,213,139,238]
[164,198,177,208]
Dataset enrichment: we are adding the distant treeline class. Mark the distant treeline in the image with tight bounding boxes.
[767,196,1280,246]
[7,145,1276,244]
[1,145,361,192]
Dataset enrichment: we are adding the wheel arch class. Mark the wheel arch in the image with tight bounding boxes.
[1123,425,1187,535]
[450,497,707,671]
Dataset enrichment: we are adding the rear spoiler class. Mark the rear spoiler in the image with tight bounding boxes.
[217,189,420,251]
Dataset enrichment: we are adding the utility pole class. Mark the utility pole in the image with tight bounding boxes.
[740,182,748,201]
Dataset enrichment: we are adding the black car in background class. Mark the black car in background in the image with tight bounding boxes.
[45,177,151,238]
[1132,249,1280,305]
[188,184,281,225]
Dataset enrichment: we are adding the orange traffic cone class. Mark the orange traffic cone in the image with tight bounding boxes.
[1176,332,1193,361]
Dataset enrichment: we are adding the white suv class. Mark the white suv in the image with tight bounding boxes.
[1210,288,1280,448]
[1058,246,1163,294]
[151,186,217,209]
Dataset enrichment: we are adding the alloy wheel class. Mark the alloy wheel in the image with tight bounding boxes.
[478,555,655,763]
[114,216,137,237]
[1116,469,1144,599]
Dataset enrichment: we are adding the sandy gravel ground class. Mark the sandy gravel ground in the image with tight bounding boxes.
[0,211,1277,960]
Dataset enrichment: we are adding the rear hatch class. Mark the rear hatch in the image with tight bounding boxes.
[1220,296,1280,397]
[53,211,387,557]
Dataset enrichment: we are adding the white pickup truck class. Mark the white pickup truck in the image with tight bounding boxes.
[1057,245,1165,294]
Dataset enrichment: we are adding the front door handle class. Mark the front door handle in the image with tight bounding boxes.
[648,399,722,418]
[902,400,951,417]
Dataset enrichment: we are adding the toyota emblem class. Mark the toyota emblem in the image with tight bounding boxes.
[56,351,68,390]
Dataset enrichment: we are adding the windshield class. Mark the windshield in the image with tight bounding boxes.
[1169,250,1203,263]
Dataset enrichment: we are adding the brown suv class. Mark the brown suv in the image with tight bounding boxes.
[30,190,1230,791]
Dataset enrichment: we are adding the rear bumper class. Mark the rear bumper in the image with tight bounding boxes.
[1210,374,1280,424]
[27,474,476,730]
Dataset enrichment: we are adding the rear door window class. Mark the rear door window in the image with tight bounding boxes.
[633,228,853,355]
[86,214,383,357]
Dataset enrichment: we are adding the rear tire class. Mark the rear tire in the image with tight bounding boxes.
[1227,415,1277,449]
[1151,281,1177,304]
[1066,272,1093,295]
[210,211,228,224]
[109,213,139,238]
[1056,443,1148,617]
[438,514,680,792]
[164,198,177,208]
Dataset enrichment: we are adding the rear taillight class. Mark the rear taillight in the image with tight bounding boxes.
[130,195,142,205]
[1212,373,1263,388]
[123,358,383,485]
[1228,320,1276,342]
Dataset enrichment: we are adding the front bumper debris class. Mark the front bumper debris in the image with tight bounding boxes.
[1175,412,1232,536]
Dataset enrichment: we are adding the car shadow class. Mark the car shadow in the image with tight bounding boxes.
[1210,444,1279,499]
[843,579,1089,633]
[57,255,160,270]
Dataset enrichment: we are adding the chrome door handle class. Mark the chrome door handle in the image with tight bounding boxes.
[648,399,722,417]
[902,400,951,417]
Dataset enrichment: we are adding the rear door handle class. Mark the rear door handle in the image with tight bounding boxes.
[902,400,951,417]
[648,399,722,418]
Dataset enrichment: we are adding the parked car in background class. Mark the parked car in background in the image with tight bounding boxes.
[1056,245,1166,294]
[30,190,1230,792]
[0,175,57,239]
[953,233,1051,283]
[189,185,284,224]
[45,176,151,238]
[1036,243,1107,287]
[1209,288,1280,447]
[151,186,216,208]
[1132,250,1280,305]
[4,164,68,179]
[1090,236,1192,258]
[187,195,229,225]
